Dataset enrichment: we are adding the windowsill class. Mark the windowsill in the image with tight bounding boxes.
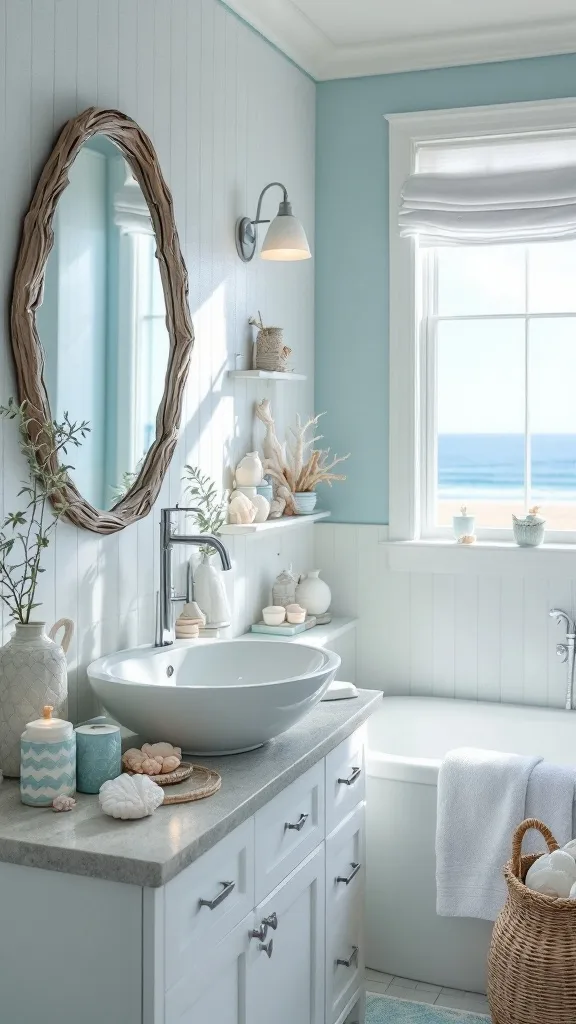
[381,538,576,576]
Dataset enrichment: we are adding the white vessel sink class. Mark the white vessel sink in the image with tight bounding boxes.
[87,639,340,754]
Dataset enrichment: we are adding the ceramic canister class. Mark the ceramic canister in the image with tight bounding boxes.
[20,705,76,807]
[75,723,122,794]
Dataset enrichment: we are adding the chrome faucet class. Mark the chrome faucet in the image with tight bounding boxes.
[156,507,232,647]
[550,608,576,710]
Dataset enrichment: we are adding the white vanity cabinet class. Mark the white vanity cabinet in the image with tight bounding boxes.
[0,716,374,1024]
[153,726,367,1024]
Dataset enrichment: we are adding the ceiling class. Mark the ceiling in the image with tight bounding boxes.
[225,0,576,79]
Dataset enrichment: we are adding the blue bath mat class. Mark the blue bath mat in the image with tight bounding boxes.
[366,993,490,1023]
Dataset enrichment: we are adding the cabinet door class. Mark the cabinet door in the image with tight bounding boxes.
[247,845,325,1024]
[165,913,253,1024]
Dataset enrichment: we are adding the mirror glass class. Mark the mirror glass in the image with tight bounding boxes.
[36,135,170,510]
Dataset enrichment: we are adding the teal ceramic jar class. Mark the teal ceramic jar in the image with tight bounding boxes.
[20,705,76,807]
[75,723,122,794]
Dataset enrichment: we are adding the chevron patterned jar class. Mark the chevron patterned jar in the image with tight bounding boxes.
[20,706,76,807]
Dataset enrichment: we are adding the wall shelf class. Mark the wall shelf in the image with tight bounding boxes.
[238,616,358,647]
[220,510,330,535]
[228,369,307,381]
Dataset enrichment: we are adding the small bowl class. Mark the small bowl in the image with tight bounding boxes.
[286,604,306,625]
[293,491,318,515]
[262,606,286,626]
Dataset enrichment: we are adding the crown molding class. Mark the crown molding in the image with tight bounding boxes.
[223,1,576,80]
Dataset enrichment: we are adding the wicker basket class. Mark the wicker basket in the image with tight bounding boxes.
[488,818,576,1024]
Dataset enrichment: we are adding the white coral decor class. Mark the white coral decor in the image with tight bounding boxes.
[99,773,164,820]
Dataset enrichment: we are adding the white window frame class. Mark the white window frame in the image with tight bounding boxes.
[388,96,576,545]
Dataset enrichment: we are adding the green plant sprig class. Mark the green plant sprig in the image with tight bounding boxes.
[0,399,89,624]
[183,465,226,554]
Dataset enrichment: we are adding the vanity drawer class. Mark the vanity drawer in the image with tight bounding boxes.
[326,805,365,1023]
[325,726,366,835]
[165,819,255,991]
[254,761,325,902]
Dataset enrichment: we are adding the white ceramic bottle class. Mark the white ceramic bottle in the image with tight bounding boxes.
[295,570,331,616]
[193,553,231,628]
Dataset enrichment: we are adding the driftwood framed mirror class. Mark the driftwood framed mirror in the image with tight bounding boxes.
[10,107,194,534]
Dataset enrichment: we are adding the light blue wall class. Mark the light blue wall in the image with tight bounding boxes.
[315,52,576,524]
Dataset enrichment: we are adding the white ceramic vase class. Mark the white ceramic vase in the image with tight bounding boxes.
[0,619,74,778]
[295,570,331,616]
[235,452,263,487]
[194,553,231,627]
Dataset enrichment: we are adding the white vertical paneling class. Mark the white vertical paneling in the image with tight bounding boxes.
[453,575,478,700]
[522,579,550,706]
[0,0,315,718]
[408,574,434,696]
[498,577,524,705]
[432,574,455,697]
[318,526,576,710]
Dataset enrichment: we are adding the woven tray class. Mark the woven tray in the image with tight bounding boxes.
[161,764,222,806]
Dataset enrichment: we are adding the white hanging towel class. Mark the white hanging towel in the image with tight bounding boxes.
[436,747,542,921]
[524,760,576,853]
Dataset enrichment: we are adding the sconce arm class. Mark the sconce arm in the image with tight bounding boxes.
[252,182,289,226]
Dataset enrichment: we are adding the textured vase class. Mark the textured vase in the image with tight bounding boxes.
[194,553,231,627]
[0,620,73,778]
[295,570,331,616]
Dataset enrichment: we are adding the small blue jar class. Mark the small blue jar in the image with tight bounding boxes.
[75,723,122,794]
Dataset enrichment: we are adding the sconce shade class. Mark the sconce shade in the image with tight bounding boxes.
[260,210,311,262]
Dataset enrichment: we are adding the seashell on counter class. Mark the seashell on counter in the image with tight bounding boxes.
[52,794,76,812]
[99,773,164,819]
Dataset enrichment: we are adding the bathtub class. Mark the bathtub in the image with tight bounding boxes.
[365,696,576,994]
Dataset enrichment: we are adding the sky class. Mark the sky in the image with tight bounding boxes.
[435,242,576,434]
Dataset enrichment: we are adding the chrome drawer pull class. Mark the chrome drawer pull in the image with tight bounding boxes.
[338,766,361,786]
[250,923,268,942]
[263,912,278,931]
[336,946,359,969]
[336,862,361,886]
[285,812,309,831]
[199,880,235,910]
[259,939,274,958]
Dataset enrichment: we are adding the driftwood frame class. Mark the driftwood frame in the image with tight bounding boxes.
[10,107,194,534]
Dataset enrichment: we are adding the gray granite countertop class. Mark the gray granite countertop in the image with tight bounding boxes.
[0,689,381,888]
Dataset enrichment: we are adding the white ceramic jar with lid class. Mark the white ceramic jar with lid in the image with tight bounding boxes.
[20,705,76,807]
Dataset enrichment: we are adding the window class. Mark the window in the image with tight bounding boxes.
[387,99,576,544]
[423,241,576,535]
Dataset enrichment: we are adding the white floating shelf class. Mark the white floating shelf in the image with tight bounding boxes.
[228,370,307,381]
[238,617,358,647]
[220,510,330,535]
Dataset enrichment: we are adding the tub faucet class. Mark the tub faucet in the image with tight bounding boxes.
[156,507,232,647]
[550,608,576,710]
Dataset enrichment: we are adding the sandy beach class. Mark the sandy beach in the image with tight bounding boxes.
[438,500,576,532]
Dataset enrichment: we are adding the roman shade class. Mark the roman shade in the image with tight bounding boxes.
[399,132,576,246]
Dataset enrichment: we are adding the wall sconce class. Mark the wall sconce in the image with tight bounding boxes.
[235,182,311,263]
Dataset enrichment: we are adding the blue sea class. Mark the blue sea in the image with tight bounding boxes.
[438,434,576,499]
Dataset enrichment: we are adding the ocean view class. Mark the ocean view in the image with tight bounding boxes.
[438,434,576,499]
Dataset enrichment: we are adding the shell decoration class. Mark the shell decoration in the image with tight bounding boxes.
[52,794,76,812]
[122,743,182,776]
[99,773,164,820]
[525,849,576,898]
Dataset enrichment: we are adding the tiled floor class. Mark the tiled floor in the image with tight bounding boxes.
[365,969,491,1017]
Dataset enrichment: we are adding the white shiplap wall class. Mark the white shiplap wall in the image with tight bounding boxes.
[316,524,576,708]
[0,0,316,722]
